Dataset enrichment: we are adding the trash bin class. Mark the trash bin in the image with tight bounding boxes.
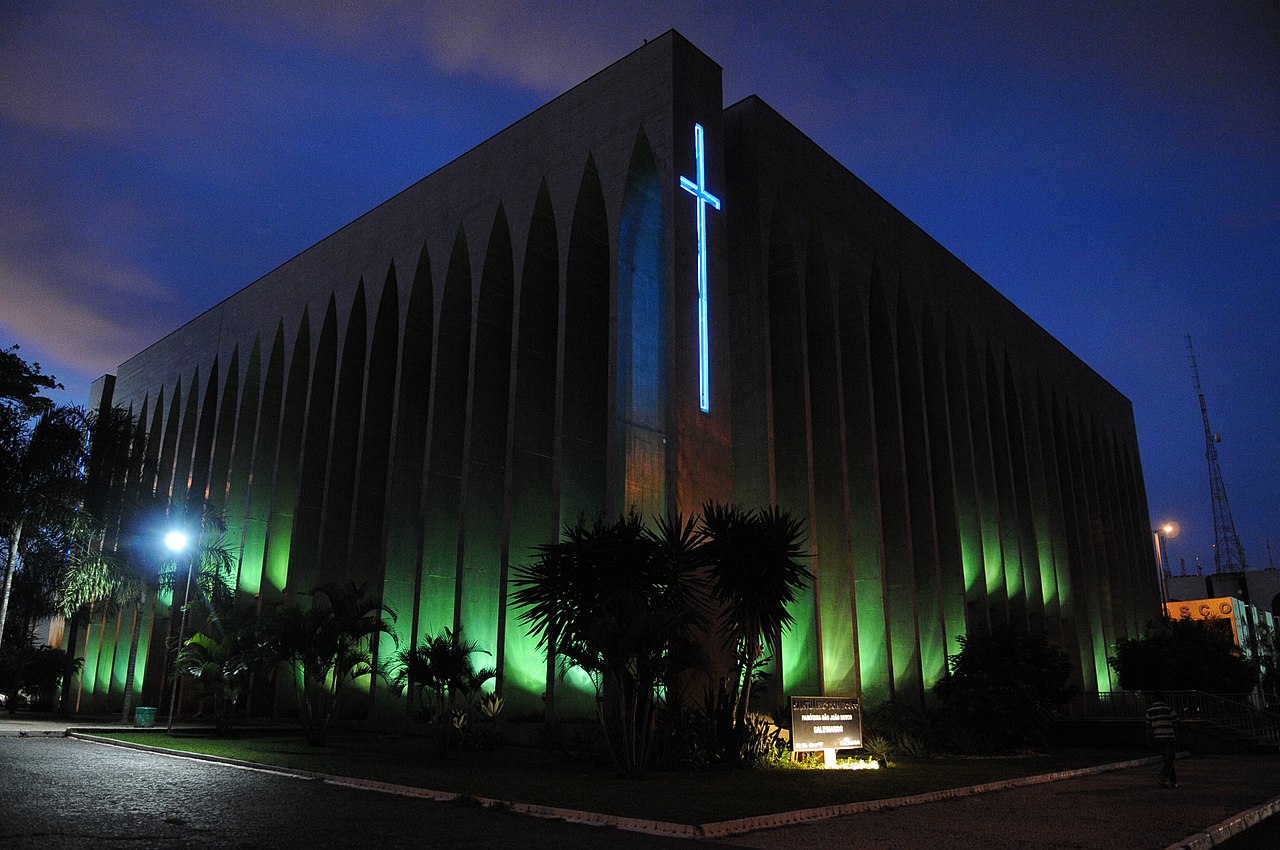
[134,706,158,728]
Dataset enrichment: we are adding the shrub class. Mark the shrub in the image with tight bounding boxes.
[933,623,1077,751]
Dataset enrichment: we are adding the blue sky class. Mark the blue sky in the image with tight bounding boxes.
[2,1,1276,576]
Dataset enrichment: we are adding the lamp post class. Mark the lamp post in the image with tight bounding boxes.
[1153,521,1179,611]
[164,529,192,733]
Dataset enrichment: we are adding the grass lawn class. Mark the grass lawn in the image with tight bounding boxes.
[89,729,1147,825]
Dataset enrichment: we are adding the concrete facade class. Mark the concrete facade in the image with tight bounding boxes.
[72,31,1158,718]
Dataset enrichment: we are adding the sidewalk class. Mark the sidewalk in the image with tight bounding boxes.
[6,712,1278,848]
[0,711,207,737]
[709,754,1280,850]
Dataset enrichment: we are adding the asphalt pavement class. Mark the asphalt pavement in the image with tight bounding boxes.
[2,714,1278,849]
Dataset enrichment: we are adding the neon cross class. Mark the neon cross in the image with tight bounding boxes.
[680,122,720,414]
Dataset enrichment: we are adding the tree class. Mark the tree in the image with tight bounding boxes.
[933,623,1078,750]
[59,481,237,721]
[0,405,85,654]
[391,627,495,755]
[1110,616,1257,695]
[700,503,811,753]
[176,602,272,736]
[271,581,396,746]
[511,511,707,774]
[0,521,70,648]
[0,344,62,418]
[55,405,138,715]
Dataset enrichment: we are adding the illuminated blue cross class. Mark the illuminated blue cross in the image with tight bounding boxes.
[680,122,720,414]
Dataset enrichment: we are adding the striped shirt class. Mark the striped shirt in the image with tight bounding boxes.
[1146,701,1177,740]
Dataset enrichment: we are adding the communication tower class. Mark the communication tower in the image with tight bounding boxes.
[1187,334,1248,573]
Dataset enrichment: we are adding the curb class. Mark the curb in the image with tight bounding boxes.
[691,756,1162,838]
[1166,795,1280,850]
[68,735,1273,844]
[68,733,1171,839]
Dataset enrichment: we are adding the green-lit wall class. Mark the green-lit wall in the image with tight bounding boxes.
[723,96,1160,709]
[75,33,1157,720]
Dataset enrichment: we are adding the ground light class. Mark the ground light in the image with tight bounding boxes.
[825,758,881,770]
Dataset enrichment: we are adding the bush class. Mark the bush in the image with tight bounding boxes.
[1110,616,1257,694]
[933,623,1077,751]
[861,734,894,767]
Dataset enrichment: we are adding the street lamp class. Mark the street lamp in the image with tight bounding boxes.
[165,529,193,732]
[1153,521,1180,611]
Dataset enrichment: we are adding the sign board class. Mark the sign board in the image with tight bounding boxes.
[790,696,862,752]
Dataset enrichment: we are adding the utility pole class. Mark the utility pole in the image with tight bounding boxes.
[1187,335,1248,573]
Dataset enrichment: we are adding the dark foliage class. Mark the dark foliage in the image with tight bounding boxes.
[511,510,706,773]
[933,623,1077,750]
[1110,616,1257,695]
[0,344,62,418]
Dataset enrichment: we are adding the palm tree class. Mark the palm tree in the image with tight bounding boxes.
[271,581,396,746]
[512,511,706,773]
[0,405,85,654]
[175,602,271,736]
[55,404,137,715]
[391,626,495,755]
[700,503,811,746]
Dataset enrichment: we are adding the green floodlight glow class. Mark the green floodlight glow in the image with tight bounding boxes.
[164,530,190,553]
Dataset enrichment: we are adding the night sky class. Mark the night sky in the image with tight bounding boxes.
[3,2,1276,578]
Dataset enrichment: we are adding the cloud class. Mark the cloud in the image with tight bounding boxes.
[209,0,659,94]
[0,2,313,152]
[0,197,172,376]
[417,3,630,93]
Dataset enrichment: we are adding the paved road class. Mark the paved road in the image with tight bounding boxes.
[4,736,1279,849]
[0,737,691,850]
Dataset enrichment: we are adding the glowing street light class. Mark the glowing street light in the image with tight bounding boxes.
[1153,521,1179,610]
[164,530,189,553]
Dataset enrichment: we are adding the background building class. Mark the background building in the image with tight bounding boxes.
[72,32,1158,718]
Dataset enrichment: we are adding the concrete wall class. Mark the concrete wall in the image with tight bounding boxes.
[724,96,1159,707]
[74,31,1157,719]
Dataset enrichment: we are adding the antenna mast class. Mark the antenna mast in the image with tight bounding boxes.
[1186,334,1248,573]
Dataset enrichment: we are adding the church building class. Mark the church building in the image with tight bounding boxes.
[76,32,1158,717]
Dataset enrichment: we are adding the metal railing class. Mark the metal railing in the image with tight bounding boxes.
[1064,690,1280,746]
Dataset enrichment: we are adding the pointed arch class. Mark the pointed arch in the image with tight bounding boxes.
[502,182,559,709]
[188,359,219,500]
[982,343,1024,625]
[803,225,853,695]
[420,226,472,637]
[171,367,202,502]
[318,279,368,584]
[382,241,433,673]
[241,322,289,599]
[868,273,920,702]
[225,337,262,593]
[561,154,610,523]
[458,205,514,653]
[207,347,240,509]
[837,246,883,702]
[766,203,818,696]
[617,128,667,518]
[965,334,1004,620]
[920,303,968,658]
[896,291,944,690]
[350,264,400,588]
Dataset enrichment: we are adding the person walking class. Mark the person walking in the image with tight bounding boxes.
[1146,695,1179,788]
